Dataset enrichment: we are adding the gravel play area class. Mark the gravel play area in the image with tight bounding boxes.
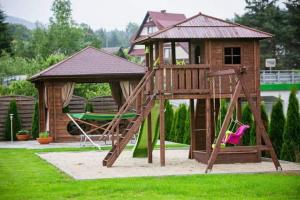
[38,149,300,180]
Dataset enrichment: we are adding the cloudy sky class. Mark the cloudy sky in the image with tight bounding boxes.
[1,0,247,30]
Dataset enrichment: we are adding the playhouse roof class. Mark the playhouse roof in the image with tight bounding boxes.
[30,46,146,82]
[134,12,273,43]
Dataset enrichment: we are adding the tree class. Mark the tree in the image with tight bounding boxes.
[0,9,13,55]
[241,103,253,145]
[85,102,94,112]
[31,101,39,139]
[250,103,269,145]
[269,97,285,158]
[5,99,22,140]
[164,100,174,141]
[215,100,228,136]
[173,104,188,143]
[183,107,191,145]
[281,88,300,161]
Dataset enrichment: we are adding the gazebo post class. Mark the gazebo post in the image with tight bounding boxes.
[36,82,46,133]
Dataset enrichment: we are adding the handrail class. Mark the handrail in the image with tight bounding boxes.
[100,69,156,140]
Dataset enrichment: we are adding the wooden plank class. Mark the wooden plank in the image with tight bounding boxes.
[205,97,211,155]
[147,112,152,163]
[189,99,195,159]
[159,41,165,167]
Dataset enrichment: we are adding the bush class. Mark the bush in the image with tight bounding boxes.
[250,103,269,145]
[241,103,253,145]
[173,104,188,143]
[85,102,94,112]
[39,131,49,138]
[4,99,22,140]
[269,97,285,158]
[215,100,228,137]
[31,101,39,139]
[281,88,300,161]
[183,107,191,145]
[164,100,174,141]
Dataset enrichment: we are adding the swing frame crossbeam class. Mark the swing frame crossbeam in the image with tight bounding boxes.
[204,67,281,173]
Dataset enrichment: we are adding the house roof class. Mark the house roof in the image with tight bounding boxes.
[30,46,146,82]
[134,12,273,44]
[128,11,186,54]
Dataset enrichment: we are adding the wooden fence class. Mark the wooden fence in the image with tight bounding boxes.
[0,96,35,140]
[0,95,118,140]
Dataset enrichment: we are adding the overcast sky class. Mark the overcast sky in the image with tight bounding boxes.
[0,0,247,30]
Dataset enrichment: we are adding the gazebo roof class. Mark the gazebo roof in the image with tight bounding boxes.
[30,46,146,82]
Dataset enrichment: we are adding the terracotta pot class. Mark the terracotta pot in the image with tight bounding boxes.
[37,137,51,144]
[16,134,30,141]
[48,136,53,143]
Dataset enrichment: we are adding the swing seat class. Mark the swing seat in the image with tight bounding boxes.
[225,125,250,145]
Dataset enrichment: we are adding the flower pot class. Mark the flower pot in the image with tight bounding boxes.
[16,134,30,141]
[37,137,51,144]
[48,136,53,143]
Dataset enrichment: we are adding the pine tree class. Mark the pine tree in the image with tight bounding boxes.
[169,109,178,142]
[31,101,39,139]
[281,88,300,161]
[250,103,269,145]
[241,103,253,145]
[0,9,13,55]
[172,104,188,143]
[164,100,174,141]
[215,100,227,137]
[4,99,22,140]
[85,102,94,112]
[269,97,285,158]
[183,107,191,145]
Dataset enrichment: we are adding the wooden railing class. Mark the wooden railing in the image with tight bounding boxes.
[155,64,210,94]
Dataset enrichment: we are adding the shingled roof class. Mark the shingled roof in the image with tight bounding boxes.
[30,46,146,82]
[134,12,272,43]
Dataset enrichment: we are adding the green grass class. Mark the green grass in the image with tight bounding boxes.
[0,148,300,200]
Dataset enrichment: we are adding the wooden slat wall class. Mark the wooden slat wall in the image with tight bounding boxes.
[0,96,35,140]
[68,95,86,113]
[89,96,118,113]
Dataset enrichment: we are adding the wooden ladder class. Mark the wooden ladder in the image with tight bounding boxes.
[102,70,156,167]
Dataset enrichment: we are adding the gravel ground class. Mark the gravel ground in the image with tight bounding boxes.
[38,149,300,180]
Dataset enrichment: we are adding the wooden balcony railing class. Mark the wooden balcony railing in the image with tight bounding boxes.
[154,64,210,95]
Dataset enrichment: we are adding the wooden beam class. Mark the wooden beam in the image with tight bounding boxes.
[158,41,165,166]
[171,41,176,64]
[205,81,242,173]
[239,76,281,170]
[189,99,195,159]
[205,97,212,155]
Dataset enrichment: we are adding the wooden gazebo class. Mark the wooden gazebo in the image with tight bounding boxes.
[30,46,146,142]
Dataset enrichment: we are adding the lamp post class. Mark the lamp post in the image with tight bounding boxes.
[10,114,14,142]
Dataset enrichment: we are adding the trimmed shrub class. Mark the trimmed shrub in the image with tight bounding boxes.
[172,104,188,143]
[164,100,174,141]
[269,97,285,158]
[215,100,228,137]
[169,109,178,142]
[85,102,94,112]
[183,107,191,145]
[4,99,22,140]
[281,88,300,161]
[250,103,269,145]
[241,103,253,145]
[31,101,39,139]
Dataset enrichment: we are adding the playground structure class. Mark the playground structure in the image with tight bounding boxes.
[101,12,281,172]
[30,11,282,172]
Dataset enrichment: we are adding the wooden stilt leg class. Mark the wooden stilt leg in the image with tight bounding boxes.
[205,98,212,156]
[205,81,242,173]
[189,99,195,159]
[147,112,152,163]
[159,97,165,166]
[240,77,281,170]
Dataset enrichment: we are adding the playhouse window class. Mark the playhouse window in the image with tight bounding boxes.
[224,47,241,64]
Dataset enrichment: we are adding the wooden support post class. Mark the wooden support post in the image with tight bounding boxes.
[205,97,212,155]
[206,81,242,173]
[239,76,281,170]
[158,41,165,166]
[256,93,262,160]
[36,82,46,133]
[189,99,195,159]
[171,41,176,64]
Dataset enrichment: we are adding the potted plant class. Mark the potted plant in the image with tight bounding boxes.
[37,132,51,144]
[16,130,30,141]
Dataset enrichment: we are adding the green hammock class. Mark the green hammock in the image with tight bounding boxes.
[69,112,137,121]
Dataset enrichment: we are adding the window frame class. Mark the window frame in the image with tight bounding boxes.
[223,46,242,65]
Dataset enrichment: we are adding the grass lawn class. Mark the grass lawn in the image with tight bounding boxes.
[0,148,300,200]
